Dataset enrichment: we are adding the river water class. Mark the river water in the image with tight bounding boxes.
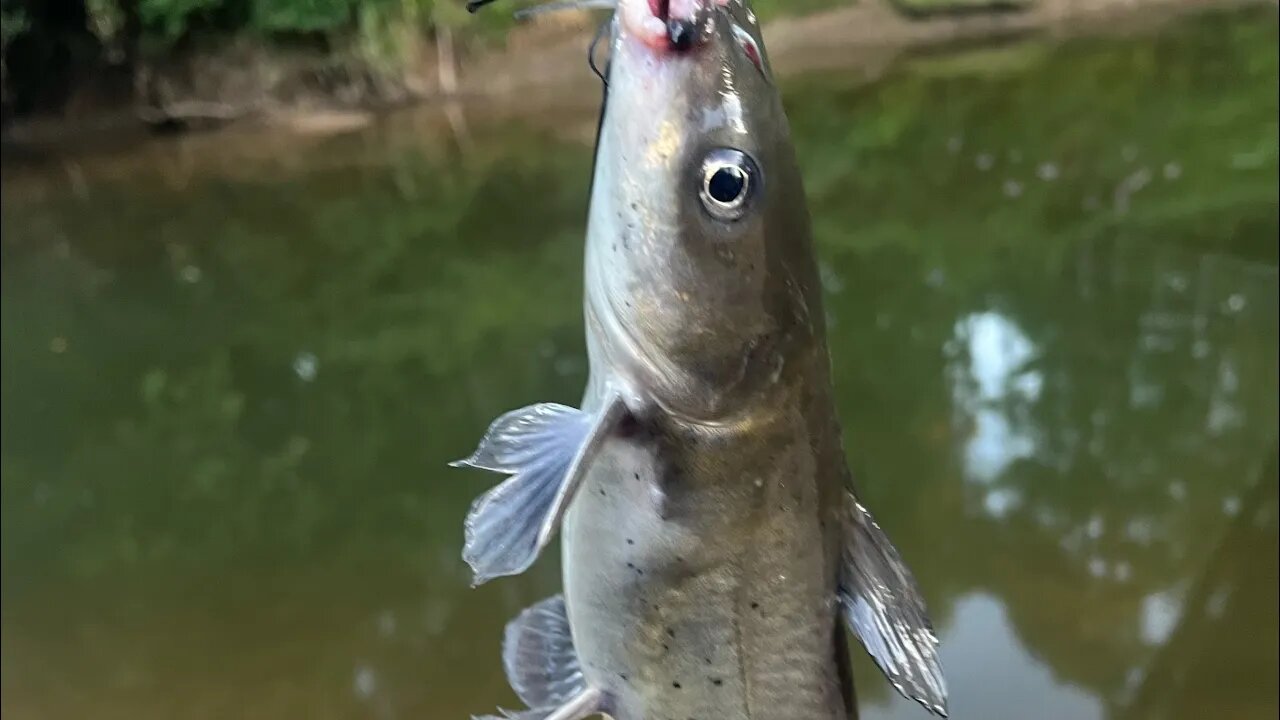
[2,7,1277,720]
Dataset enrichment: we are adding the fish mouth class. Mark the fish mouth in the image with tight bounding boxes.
[620,0,721,52]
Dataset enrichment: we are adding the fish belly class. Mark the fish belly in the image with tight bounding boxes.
[562,427,848,720]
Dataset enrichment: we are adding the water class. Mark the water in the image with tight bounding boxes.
[2,8,1277,720]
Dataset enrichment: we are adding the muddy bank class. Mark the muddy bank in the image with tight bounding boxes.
[1,0,1270,153]
[463,0,1266,109]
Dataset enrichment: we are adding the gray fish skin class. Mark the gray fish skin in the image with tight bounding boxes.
[565,2,853,718]
[455,1,946,718]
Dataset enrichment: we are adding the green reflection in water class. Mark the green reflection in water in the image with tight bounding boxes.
[2,7,1277,720]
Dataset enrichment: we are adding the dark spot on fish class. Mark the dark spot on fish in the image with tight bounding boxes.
[662,643,669,651]
[676,556,684,563]
[704,656,712,664]
[619,672,629,681]
[750,602,760,610]
[600,488,607,496]
[626,538,634,545]
[617,413,640,437]
[634,473,641,481]
[672,681,682,689]
[666,628,675,638]
[711,678,723,686]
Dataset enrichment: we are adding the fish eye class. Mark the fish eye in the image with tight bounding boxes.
[699,148,758,222]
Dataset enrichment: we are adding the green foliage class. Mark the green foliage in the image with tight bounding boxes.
[353,0,427,74]
[84,0,129,60]
[0,2,29,47]
[785,8,1279,266]
[139,0,223,40]
[1,0,856,89]
[117,0,850,61]
[128,0,445,54]
[250,0,354,32]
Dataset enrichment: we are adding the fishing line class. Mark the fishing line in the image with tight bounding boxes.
[467,0,613,89]
[467,0,618,16]
[587,17,612,88]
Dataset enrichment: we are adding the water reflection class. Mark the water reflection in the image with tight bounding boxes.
[948,310,1041,489]
[866,593,1106,720]
[1118,455,1278,720]
[843,236,1278,720]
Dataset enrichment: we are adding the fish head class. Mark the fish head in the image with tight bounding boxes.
[586,0,824,423]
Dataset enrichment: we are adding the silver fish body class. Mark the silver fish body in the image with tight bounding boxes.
[565,5,850,717]
[564,383,852,719]
[454,2,947,719]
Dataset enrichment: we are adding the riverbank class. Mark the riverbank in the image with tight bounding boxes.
[1,0,1269,154]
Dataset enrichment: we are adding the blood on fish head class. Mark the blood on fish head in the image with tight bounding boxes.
[617,0,718,51]
[586,0,823,423]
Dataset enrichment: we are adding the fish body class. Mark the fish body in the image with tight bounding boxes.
[565,6,849,717]
[453,2,947,719]
[563,387,852,719]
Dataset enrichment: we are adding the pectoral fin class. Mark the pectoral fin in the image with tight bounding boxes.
[839,493,948,717]
[452,392,626,585]
[474,595,606,720]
